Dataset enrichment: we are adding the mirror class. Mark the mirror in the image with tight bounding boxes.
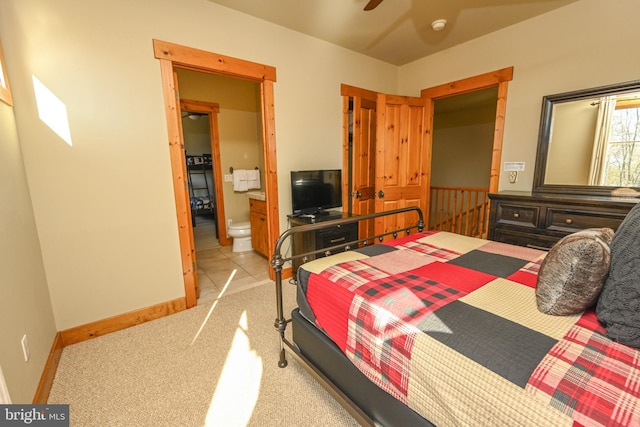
[533,80,640,197]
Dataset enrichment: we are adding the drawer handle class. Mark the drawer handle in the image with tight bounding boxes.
[565,218,573,224]
[330,237,346,244]
[526,244,550,251]
[513,213,520,218]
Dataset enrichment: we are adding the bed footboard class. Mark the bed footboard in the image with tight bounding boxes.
[270,207,424,426]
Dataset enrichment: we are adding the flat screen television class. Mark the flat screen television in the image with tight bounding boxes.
[290,169,342,215]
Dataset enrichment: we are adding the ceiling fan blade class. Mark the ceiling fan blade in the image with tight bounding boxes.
[364,0,384,11]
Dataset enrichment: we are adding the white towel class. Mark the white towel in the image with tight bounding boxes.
[233,170,248,191]
[232,169,261,191]
[246,169,261,190]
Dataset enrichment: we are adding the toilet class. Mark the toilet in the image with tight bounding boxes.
[228,221,253,252]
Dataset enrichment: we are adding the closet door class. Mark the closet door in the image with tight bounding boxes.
[374,94,431,239]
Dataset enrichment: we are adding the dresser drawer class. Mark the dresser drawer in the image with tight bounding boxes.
[544,208,626,233]
[317,227,358,255]
[494,203,539,228]
[492,229,558,251]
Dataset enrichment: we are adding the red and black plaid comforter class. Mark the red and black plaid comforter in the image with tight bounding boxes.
[296,231,640,427]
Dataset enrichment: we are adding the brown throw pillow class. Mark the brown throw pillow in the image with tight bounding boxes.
[536,228,614,315]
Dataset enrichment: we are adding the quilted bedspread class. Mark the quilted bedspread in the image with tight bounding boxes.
[297,231,640,427]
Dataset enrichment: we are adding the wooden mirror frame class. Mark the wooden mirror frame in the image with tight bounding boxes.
[532,79,640,197]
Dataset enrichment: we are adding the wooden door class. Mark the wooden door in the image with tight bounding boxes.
[342,85,377,241]
[374,94,432,239]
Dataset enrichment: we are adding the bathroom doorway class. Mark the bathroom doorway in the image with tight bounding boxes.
[177,70,265,250]
[154,39,280,308]
[179,93,271,303]
[180,99,228,246]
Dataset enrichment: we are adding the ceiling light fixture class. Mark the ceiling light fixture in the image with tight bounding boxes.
[181,111,205,120]
[431,19,447,31]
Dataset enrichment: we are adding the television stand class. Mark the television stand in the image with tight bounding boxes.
[288,212,358,277]
[293,210,340,223]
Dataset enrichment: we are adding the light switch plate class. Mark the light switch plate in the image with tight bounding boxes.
[224,174,233,182]
[504,162,525,172]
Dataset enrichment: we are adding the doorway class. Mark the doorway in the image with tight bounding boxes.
[429,87,497,237]
[422,68,512,237]
[179,81,271,302]
[154,39,280,308]
[421,67,513,195]
[180,99,227,245]
[431,87,498,190]
[342,67,513,237]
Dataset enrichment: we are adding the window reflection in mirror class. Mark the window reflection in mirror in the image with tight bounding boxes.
[602,96,640,186]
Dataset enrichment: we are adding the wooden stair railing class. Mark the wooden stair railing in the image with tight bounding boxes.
[429,186,490,239]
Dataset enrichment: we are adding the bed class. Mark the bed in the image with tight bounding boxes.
[271,206,640,427]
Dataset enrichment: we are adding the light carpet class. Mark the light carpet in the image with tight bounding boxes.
[47,280,359,427]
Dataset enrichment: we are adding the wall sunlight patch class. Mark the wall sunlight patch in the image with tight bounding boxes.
[32,76,72,146]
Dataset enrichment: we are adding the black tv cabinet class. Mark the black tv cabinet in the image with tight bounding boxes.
[289,212,358,278]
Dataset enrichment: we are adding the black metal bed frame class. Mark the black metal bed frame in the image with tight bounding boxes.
[270,206,425,426]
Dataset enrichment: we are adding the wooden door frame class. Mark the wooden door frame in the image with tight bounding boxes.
[180,99,231,246]
[421,67,514,194]
[154,39,280,308]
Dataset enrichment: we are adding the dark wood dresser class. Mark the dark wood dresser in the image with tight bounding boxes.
[488,191,638,250]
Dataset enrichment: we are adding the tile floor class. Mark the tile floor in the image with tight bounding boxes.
[192,216,272,303]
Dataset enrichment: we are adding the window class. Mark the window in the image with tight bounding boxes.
[0,38,12,106]
[603,100,640,186]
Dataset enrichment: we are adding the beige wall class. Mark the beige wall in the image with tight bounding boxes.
[182,116,211,155]
[431,97,496,188]
[0,100,56,403]
[399,0,640,192]
[0,0,398,336]
[545,100,597,185]
[218,109,262,225]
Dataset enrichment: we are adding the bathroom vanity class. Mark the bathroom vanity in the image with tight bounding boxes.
[248,193,269,258]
